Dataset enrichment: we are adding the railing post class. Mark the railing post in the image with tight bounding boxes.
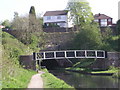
[54,51,56,59]
[74,51,77,58]
[95,51,97,58]
[43,52,46,59]
[85,50,87,58]
[65,51,67,58]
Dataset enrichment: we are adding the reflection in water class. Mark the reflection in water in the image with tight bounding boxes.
[50,70,120,88]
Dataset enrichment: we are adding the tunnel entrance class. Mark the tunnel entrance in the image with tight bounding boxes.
[41,59,61,70]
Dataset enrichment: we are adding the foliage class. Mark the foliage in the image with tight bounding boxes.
[41,69,74,88]
[100,26,119,51]
[2,32,36,88]
[71,23,103,50]
[116,19,120,35]
[11,13,44,50]
[112,68,120,79]
[28,34,39,51]
[67,0,93,29]
[1,20,11,29]
[92,66,119,74]
[73,59,96,68]
[29,6,36,17]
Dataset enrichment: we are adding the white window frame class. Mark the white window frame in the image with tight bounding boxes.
[94,19,99,22]
[100,19,107,26]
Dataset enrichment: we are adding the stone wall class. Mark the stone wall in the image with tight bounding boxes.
[19,55,36,70]
[19,52,120,70]
[88,52,120,70]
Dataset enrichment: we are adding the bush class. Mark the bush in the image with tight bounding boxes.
[71,23,103,50]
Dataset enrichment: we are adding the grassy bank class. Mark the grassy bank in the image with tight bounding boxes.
[2,32,36,88]
[41,69,74,89]
[66,66,119,77]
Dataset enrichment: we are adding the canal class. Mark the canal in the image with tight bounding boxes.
[49,70,120,89]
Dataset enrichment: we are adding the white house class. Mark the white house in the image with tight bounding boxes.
[43,10,73,28]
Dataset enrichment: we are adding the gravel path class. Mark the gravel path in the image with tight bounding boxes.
[27,71,44,89]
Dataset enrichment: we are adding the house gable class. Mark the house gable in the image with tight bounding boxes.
[43,10,73,28]
[94,13,113,27]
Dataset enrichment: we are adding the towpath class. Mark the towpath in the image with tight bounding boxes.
[27,71,44,89]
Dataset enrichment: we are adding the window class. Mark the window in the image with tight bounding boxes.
[57,16,61,19]
[108,19,111,22]
[94,19,99,22]
[47,16,51,20]
[100,19,107,26]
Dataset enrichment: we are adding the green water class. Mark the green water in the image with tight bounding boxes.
[50,70,120,88]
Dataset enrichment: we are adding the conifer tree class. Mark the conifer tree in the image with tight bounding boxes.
[29,6,36,33]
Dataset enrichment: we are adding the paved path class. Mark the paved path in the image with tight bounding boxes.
[27,71,44,89]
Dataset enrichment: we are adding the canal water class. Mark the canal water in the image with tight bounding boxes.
[49,70,120,88]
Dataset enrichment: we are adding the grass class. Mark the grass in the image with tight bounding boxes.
[91,69,118,74]
[67,64,120,79]
[2,32,36,88]
[2,69,36,88]
[41,69,75,89]
[91,65,119,74]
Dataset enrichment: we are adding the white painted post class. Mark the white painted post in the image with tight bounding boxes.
[75,51,77,58]
[54,51,56,59]
[95,51,97,58]
[85,50,87,58]
[43,52,46,59]
[65,51,67,58]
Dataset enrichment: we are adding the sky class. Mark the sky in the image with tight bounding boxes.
[0,0,119,23]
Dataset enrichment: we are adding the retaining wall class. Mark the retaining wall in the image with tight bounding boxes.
[88,52,120,70]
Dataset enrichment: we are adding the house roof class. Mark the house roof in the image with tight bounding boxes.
[94,13,112,19]
[44,10,68,16]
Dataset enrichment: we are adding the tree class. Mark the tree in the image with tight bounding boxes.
[116,19,120,51]
[2,20,11,29]
[29,6,37,33]
[66,0,93,30]
[10,6,44,50]
[116,19,120,35]
[72,22,103,50]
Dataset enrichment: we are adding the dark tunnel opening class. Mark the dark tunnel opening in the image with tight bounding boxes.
[41,59,61,70]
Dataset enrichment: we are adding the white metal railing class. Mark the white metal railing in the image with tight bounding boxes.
[33,50,106,60]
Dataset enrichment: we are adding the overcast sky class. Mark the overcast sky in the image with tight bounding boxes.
[0,0,119,23]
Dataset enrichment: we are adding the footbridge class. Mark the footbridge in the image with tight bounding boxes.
[33,50,107,61]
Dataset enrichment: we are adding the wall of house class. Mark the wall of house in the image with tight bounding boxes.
[43,15,67,23]
[43,14,73,28]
